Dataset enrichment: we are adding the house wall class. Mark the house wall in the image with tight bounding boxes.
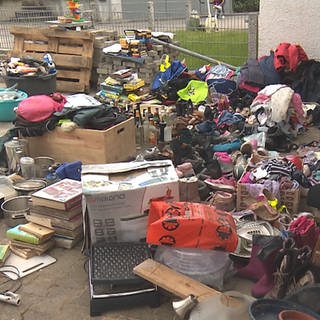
[259,0,320,59]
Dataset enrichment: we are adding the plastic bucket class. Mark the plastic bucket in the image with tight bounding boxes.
[0,89,28,122]
[4,71,57,96]
[1,195,30,227]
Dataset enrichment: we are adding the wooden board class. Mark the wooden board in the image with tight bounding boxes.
[133,259,219,302]
[133,259,250,320]
[10,26,94,93]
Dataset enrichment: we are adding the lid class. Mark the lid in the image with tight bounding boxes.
[13,179,47,192]
[20,157,35,165]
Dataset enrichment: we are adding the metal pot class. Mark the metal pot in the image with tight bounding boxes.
[34,157,55,178]
[1,195,30,227]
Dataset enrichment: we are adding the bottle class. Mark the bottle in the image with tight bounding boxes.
[153,107,160,125]
[20,157,35,180]
[142,112,151,146]
[147,107,153,119]
[159,122,166,142]
[164,124,172,142]
[148,118,159,146]
[164,110,173,143]
[135,108,144,149]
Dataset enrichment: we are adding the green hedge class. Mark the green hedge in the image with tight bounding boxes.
[233,0,259,12]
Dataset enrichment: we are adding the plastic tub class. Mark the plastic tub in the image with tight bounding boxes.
[4,71,57,96]
[154,246,232,290]
[0,89,28,122]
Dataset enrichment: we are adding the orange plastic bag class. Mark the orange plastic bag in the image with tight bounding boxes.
[146,201,238,252]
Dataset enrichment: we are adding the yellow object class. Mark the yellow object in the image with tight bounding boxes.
[268,198,278,209]
[123,79,145,91]
[128,93,141,102]
[159,54,171,72]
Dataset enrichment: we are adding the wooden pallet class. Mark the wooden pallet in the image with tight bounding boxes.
[10,26,94,93]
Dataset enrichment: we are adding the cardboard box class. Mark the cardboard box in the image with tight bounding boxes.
[237,182,300,215]
[82,160,179,244]
[26,118,136,164]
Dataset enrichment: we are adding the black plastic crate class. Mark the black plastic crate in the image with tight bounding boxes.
[90,242,151,285]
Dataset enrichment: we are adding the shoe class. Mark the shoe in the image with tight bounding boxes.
[214,152,233,174]
[195,120,217,135]
[177,162,195,177]
[248,191,280,222]
[236,234,283,290]
[233,153,247,180]
[207,191,235,212]
[204,176,236,192]
[212,139,242,153]
[240,141,253,156]
[270,237,299,299]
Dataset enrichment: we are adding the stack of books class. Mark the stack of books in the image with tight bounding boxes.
[7,223,55,259]
[0,244,10,265]
[28,178,84,249]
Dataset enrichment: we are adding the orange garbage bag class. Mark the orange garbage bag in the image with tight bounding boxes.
[146,201,238,252]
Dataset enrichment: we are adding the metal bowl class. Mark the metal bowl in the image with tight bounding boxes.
[1,195,31,227]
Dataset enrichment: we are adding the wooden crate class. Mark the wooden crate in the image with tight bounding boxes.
[26,118,136,164]
[10,26,94,93]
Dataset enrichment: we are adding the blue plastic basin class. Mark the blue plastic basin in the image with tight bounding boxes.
[0,89,28,122]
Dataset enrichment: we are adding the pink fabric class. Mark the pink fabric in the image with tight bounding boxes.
[17,94,66,122]
[291,93,305,124]
[289,215,318,249]
[239,171,252,183]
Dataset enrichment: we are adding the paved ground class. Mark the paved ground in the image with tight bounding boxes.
[0,220,254,320]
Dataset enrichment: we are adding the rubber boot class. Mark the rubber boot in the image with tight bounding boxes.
[236,235,283,282]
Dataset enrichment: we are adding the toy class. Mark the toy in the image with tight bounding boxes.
[67,0,83,21]
[43,54,56,74]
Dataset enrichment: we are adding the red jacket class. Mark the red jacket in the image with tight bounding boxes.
[274,42,308,72]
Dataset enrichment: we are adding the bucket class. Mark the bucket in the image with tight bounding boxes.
[0,89,28,122]
[4,71,57,96]
[1,195,30,227]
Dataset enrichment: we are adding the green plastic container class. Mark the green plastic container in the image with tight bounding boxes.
[0,89,28,122]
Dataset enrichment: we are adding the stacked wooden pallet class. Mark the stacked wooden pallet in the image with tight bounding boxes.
[10,26,94,93]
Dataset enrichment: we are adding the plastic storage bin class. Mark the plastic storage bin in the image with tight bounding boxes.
[4,71,57,96]
[0,89,28,121]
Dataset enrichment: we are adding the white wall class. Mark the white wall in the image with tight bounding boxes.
[259,0,320,60]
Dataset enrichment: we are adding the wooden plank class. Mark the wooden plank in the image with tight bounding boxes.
[11,36,25,56]
[24,42,49,53]
[133,259,219,301]
[17,52,92,68]
[10,26,94,41]
[55,69,82,79]
[44,29,94,40]
[47,38,59,53]
[56,80,85,92]
[82,39,94,58]
[58,45,83,55]
[10,26,47,38]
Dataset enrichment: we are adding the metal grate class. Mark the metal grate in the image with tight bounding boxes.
[90,242,151,285]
